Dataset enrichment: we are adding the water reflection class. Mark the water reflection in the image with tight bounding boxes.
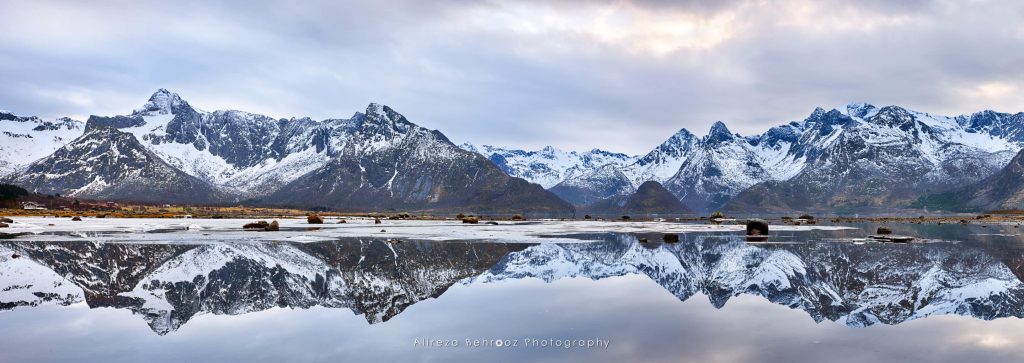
[2,224,1024,335]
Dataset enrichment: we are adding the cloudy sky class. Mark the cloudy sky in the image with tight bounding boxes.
[2,0,1022,154]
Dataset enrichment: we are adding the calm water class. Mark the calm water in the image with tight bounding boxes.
[3,223,1024,362]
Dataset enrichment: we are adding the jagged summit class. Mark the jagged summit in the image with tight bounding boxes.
[134,88,192,115]
[704,121,733,144]
[845,102,878,119]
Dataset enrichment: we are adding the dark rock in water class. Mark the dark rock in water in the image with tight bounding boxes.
[663,233,680,243]
[337,219,347,224]
[71,216,82,221]
[380,229,386,232]
[584,215,592,219]
[710,211,724,219]
[462,217,479,224]
[10,253,19,259]
[374,218,382,224]
[307,214,324,224]
[0,217,12,223]
[244,221,270,230]
[746,219,769,236]
[485,221,499,225]
[266,220,280,231]
[637,237,649,243]
[96,214,107,218]
[0,222,8,228]
[511,214,524,221]
[621,215,631,221]
[877,227,893,235]
[799,214,814,220]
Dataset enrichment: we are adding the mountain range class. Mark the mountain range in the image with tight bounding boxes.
[4,234,1024,334]
[464,103,1024,213]
[5,90,1024,213]
[2,90,570,214]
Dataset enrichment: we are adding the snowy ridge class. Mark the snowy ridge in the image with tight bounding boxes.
[459,143,637,189]
[0,111,83,177]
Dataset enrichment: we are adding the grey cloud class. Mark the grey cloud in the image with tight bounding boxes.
[0,0,1021,154]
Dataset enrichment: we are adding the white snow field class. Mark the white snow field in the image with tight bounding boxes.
[0,217,854,244]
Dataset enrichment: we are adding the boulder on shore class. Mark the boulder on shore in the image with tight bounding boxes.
[746,219,769,236]
[307,214,324,224]
[663,233,680,243]
[462,216,480,224]
[0,222,8,228]
[0,217,13,223]
[266,220,280,231]
[244,221,270,230]
[876,227,892,235]
[71,216,82,221]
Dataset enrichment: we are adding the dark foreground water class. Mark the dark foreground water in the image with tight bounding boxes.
[3,223,1024,362]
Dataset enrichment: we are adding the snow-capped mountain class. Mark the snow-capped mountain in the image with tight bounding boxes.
[462,103,1024,213]
[260,106,571,213]
[8,89,572,213]
[14,126,224,202]
[917,146,1024,212]
[8,90,1024,213]
[548,164,636,205]
[725,104,1024,212]
[583,180,691,215]
[0,111,83,177]
[459,143,636,189]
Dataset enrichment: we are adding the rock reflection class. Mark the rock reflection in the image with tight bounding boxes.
[3,230,1024,334]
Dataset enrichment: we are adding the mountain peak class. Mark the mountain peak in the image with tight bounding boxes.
[709,121,730,133]
[357,103,416,134]
[135,88,190,115]
[705,121,733,144]
[365,102,387,116]
[845,102,878,119]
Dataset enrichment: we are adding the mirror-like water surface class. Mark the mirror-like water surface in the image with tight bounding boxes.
[3,222,1024,362]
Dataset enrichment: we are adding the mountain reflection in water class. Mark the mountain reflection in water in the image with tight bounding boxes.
[3,224,1024,335]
